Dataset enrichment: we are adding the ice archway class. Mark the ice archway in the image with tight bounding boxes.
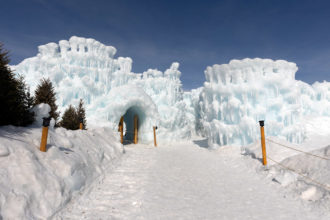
[88,85,159,144]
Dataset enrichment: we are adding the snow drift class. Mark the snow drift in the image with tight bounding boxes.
[0,125,123,219]
[242,135,330,213]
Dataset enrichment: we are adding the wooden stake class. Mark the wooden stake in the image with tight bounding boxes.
[133,115,138,144]
[40,126,49,152]
[153,126,157,147]
[119,116,124,144]
[259,121,267,166]
[120,125,123,144]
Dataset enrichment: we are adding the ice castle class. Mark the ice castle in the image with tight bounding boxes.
[12,36,330,146]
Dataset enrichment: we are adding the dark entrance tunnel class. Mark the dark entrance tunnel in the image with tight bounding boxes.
[121,106,146,144]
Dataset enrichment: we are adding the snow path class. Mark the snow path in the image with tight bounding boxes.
[55,141,328,219]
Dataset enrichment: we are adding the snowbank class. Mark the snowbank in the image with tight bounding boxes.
[0,125,123,219]
[242,137,330,213]
[199,58,330,147]
[241,114,330,213]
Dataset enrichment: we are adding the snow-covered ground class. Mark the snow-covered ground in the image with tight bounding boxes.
[0,123,329,219]
[0,126,123,219]
[54,139,330,219]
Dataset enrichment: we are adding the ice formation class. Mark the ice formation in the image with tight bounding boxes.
[12,36,330,147]
[13,36,192,143]
[183,87,203,135]
[198,58,330,147]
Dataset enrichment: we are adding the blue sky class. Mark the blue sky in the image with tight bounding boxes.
[1,0,330,90]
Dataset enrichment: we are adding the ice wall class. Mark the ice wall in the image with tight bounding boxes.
[199,58,303,147]
[183,87,203,136]
[12,36,191,143]
[198,58,330,147]
[13,36,136,108]
[132,63,192,141]
[307,81,330,116]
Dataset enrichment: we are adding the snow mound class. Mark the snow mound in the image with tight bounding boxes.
[0,126,123,219]
[0,144,9,157]
[31,103,56,128]
[243,136,330,211]
[199,58,330,147]
[12,36,192,143]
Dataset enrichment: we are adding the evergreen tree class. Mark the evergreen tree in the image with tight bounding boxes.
[60,105,79,130]
[26,87,34,109]
[0,43,34,126]
[34,78,60,123]
[76,99,87,129]
[16,75,35,125]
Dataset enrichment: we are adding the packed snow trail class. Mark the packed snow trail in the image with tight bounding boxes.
[55,140,328,219]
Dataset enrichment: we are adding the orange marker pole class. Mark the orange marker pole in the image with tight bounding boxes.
[79,122,83,130]
[134,115,138,144]
[153,126,157,147]
[40,126,48,152]
[120,125,124,144]
[119,116,124,144]
[259,120,267,166]
[40,117,51,152]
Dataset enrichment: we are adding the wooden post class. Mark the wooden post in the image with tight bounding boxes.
[259,120,267,166]
[40,126,49,152]
[133,115,138,144]
[120,126,124,144]
[119,116,124,144]
[153,126,157,147]
[79,122,83,130]
[40,117,51,152]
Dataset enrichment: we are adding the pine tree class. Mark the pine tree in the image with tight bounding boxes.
[0,43,34,126]
[25,86,34,109]
[59,105,79,130]
[34,78,60,123]
[76,99,87,129]
[0,43,17,125]
[16,75,35,125]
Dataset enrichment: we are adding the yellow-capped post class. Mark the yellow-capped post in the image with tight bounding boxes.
[259,120,267,166]
[153,126,157,147]
[79,118,83,130]
[119,116,124,144]
[40,117,51,152]
[133,115,138,144]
